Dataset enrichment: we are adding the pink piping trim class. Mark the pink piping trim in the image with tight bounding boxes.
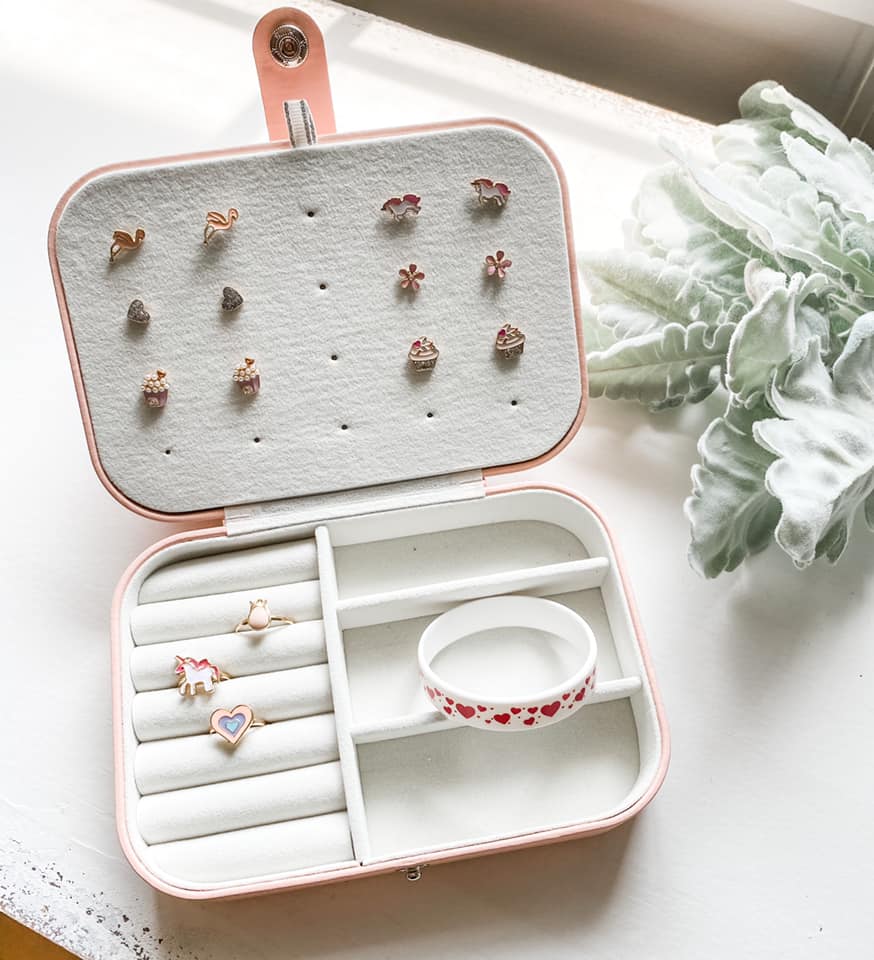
[48,117,586,524]
[111,484,668,900]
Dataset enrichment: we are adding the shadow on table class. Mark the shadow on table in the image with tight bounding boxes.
[149,823,636,956]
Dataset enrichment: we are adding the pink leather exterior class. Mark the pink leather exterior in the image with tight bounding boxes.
[75,11,664,899]
[252,7,336,140]
[110,483,670,899]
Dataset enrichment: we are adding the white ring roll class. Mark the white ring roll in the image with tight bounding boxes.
[132,665,332,742]
[147,812,354,883]
[138,761,346,844]
[138,540,319,603]
[135,714,340,794]
[130,621,327,692]
[130,581,322,645]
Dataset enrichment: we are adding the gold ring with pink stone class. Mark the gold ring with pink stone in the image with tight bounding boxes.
[234,598,294,633]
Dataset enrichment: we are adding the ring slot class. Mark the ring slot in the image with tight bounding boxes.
[130,581,321,645]
[134,714,340,795]
[138,761,346,843]
[130,620,326,692]
[147,812,354,883]
[132,665,332,742]
[138,539,318,603]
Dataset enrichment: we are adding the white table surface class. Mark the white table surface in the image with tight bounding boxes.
[2,2,872,957]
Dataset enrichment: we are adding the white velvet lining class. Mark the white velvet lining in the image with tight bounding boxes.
[135,714,340,794]
[130,621,326,692]
[138,761,346,844]
[116,488,663,893]
[132,665,333,742]
[130,581,321,645]
[54,124,581,514]
[138,539,318,602]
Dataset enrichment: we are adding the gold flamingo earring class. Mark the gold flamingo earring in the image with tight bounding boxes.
[203,208,239,244]
[109,228,145,263]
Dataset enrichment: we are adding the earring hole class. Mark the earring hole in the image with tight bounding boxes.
[307,210,316,218]
[510,400,518,406]
[164,448,172,455]
[253,436,261,443]
[426,412,434,418]
[340,424,348,431]
[331,353,338,361]
[319,282,327,290]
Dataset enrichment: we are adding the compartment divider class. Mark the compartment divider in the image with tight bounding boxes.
[350,676,642,744]
[336,556,610,629]
[315,525,371,861]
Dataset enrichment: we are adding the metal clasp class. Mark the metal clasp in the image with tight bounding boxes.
[270,24,308,67]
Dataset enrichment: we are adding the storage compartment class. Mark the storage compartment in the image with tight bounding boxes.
[114,486,665,895]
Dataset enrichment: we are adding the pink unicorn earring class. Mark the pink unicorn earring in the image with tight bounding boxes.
[471,178,511,207]
[382,194,421,220]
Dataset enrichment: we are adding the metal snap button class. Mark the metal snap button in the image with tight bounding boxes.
[270,24,309,67]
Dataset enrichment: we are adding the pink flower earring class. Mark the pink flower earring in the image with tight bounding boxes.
[485,251,512,279]
[399,263,425,291]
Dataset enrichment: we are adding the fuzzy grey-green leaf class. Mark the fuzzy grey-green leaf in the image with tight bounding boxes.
[686,398,781,577]
[580,250,728,339]
[588,320,734,410]
[726,261,830,405]
[782,134,874,224]
[755,314,874,567]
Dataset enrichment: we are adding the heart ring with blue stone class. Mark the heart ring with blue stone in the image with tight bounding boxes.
[209,704,266,746]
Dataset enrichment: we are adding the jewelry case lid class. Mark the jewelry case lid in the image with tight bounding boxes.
[48,18,586,524]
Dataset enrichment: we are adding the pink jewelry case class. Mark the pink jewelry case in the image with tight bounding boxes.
[48,7,669,899]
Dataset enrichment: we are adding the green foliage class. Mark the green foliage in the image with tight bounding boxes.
[580,81,874,576]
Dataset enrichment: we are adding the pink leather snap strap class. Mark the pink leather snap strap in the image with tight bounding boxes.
[252,7,335,141]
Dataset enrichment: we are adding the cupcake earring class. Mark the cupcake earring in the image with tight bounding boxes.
[141,369,168,408]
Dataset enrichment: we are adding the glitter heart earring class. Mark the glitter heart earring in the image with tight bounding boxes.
[127,299,150,324]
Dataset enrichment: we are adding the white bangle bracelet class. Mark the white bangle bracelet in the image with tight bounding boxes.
[418,596,597,731]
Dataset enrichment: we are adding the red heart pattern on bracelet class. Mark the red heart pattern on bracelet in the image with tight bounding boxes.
[424,669,595,731]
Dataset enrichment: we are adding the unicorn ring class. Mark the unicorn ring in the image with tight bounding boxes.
[174,656,230,696]
[209,705,266,746]
[234,598,294,633]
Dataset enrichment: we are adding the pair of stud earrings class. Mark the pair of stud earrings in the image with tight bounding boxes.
[127,286,242,325]
[397,251,511,292]
[408,324,526,371]
[141,357,259,408]
[381,178,511,220]
[109,209,239,262]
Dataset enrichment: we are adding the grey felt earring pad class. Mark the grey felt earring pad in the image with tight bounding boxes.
[53,124,581,514]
